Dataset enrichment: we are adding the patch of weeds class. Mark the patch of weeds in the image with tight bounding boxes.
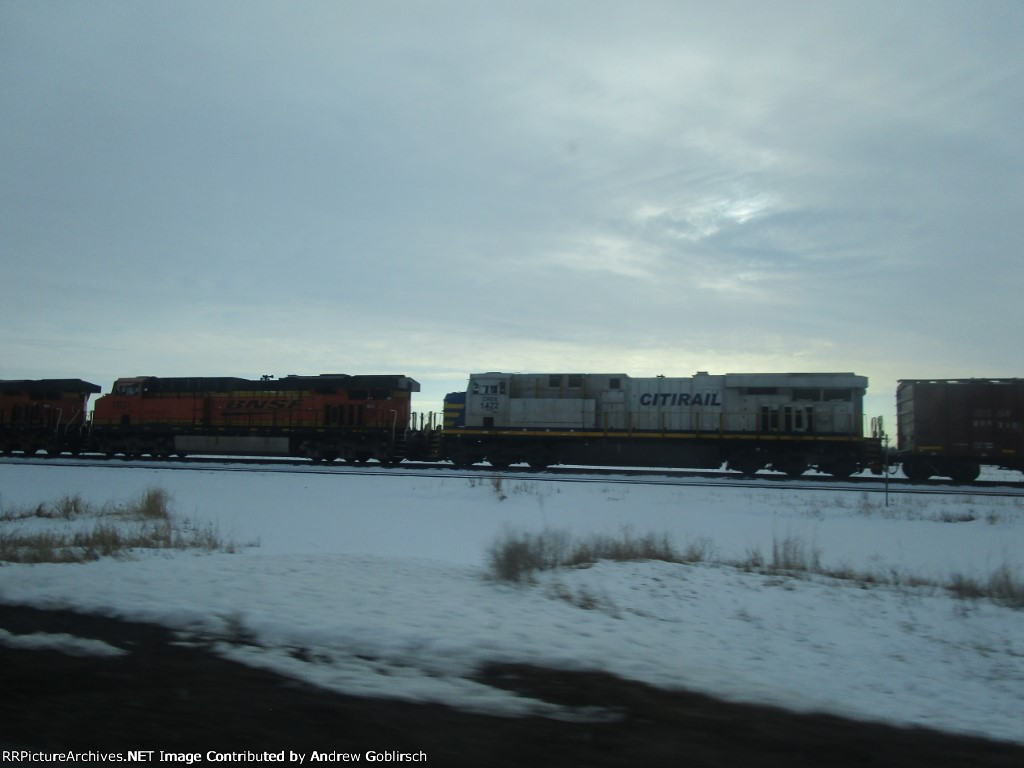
[770,535,821,573]
[565,529,684,567]
[735,547,765,572]
[486,527,689,584]
[485,528,571,583]
[130,487,174,519]
[0,487,243,564]
[53,494,89,519]
[547,581,621,617]
[934,508,977,523]
[948,565,1024,608]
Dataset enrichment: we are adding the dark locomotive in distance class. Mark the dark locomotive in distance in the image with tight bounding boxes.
[2,372,1022,483]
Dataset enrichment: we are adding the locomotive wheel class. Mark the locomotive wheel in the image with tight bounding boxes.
[901,457,933,483]
[949,462,980,484]
[821,457,857,479]
[727,450,764,476]
[773,454,808,478]
[448,451,483,469]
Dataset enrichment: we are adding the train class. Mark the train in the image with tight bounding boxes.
[2,371,1022,483]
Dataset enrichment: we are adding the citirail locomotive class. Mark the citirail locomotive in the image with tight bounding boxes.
[442,371,880,477]
[2,370,1022,483]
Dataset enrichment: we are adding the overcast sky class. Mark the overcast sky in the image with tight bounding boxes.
[3,1,1022,422]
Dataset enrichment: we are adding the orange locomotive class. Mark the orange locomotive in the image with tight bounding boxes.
[90,374,422,463]
[0,379,102,455]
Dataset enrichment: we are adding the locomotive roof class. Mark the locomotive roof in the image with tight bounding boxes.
[898,378,1024,385]
[0,379,102,394]
[470,371,866,387]
[114,374,420,393]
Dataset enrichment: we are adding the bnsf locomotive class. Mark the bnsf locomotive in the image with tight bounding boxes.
[0,379,100,456]
[2,371,1023,482]
[2,374,427,464]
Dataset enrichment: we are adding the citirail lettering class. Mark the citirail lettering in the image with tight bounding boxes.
[639,392,721,407]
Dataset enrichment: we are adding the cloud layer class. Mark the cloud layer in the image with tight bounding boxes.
[3,1,1022,418]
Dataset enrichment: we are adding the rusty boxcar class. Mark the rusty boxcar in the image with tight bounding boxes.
[897,379,1024,482]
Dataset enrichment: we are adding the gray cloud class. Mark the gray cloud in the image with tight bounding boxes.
[2,1,1022,421]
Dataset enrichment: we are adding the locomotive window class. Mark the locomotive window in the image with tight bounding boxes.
[549,375,562,388]
[747,387,778,395]
[823,389,852,402]
[370,389,390,400]
[349,389,368,400]
[567,375,583,388]
[793,389,821,401]
[474,382,505,395]
[609,378,621,389]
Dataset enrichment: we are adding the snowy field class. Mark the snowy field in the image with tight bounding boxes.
[1,460,1023,744]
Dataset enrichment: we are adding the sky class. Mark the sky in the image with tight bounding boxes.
[3,1,1022,424]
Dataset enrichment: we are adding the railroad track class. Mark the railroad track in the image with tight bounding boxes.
[3,455,1023,498]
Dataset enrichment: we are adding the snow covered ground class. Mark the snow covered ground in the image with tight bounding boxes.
[1,460,1023,743]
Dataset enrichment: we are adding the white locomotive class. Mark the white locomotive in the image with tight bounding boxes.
[442,371,879,477]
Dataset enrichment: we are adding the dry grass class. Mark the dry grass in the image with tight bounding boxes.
[486,527,1024,610]
[485,527,701,584]
[0,488,237,563]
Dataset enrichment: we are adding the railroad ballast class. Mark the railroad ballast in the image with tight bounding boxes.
[2,371,1022,483]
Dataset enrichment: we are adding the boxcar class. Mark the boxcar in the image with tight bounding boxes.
[443,371,882,477]
[897,378,1024,482]
[91,373,421,462]
[0,379,102,455]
